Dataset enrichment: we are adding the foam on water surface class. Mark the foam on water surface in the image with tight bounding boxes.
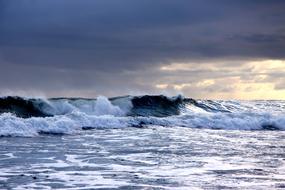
[0,95,285,137]
[0,127,284,189]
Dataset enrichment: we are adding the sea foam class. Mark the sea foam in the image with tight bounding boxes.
[0,95,285,137]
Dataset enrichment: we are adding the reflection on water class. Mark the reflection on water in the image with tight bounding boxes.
[0,127,285,189]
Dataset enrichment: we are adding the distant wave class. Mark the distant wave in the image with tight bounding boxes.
[0,95,285,137]
[0,95,188,118]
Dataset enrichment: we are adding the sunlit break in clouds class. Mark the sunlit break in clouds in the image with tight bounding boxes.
[0,0,285,99]
[158,59,285,99]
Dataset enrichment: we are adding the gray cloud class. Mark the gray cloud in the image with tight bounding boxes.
[275,81,285,90]
[0,0,285,97]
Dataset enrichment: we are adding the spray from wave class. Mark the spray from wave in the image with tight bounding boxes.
[0,95,285,137]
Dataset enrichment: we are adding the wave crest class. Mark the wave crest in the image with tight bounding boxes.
[0,95,285,136]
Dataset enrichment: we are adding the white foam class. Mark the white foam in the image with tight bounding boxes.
[1,97,285,137]
[0,111,131,137]
[43,96,130,116]
[0,110,285,137]
[93,96,125,116]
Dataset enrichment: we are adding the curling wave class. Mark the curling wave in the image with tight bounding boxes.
[0,95,187,118]
[0,95,285,136]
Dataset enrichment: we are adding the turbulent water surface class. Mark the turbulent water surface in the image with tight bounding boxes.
[0,95,285,189]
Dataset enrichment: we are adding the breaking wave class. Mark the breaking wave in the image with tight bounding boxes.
[0,95,285,137]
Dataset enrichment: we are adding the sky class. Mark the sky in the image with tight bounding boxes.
[0,0,285,99]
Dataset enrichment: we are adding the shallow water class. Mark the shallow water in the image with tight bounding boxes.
[0,127,285,189]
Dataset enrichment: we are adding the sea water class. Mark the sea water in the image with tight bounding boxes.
[0,95,284,189]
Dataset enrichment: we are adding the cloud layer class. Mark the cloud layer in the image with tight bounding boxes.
[0,0,284,98]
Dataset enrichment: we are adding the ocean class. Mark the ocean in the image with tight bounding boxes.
[0,95,285,189]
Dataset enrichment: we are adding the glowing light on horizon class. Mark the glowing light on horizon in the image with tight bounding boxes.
[157,59,285,100]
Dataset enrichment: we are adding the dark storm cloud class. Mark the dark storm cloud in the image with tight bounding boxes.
[0,0,285,97]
